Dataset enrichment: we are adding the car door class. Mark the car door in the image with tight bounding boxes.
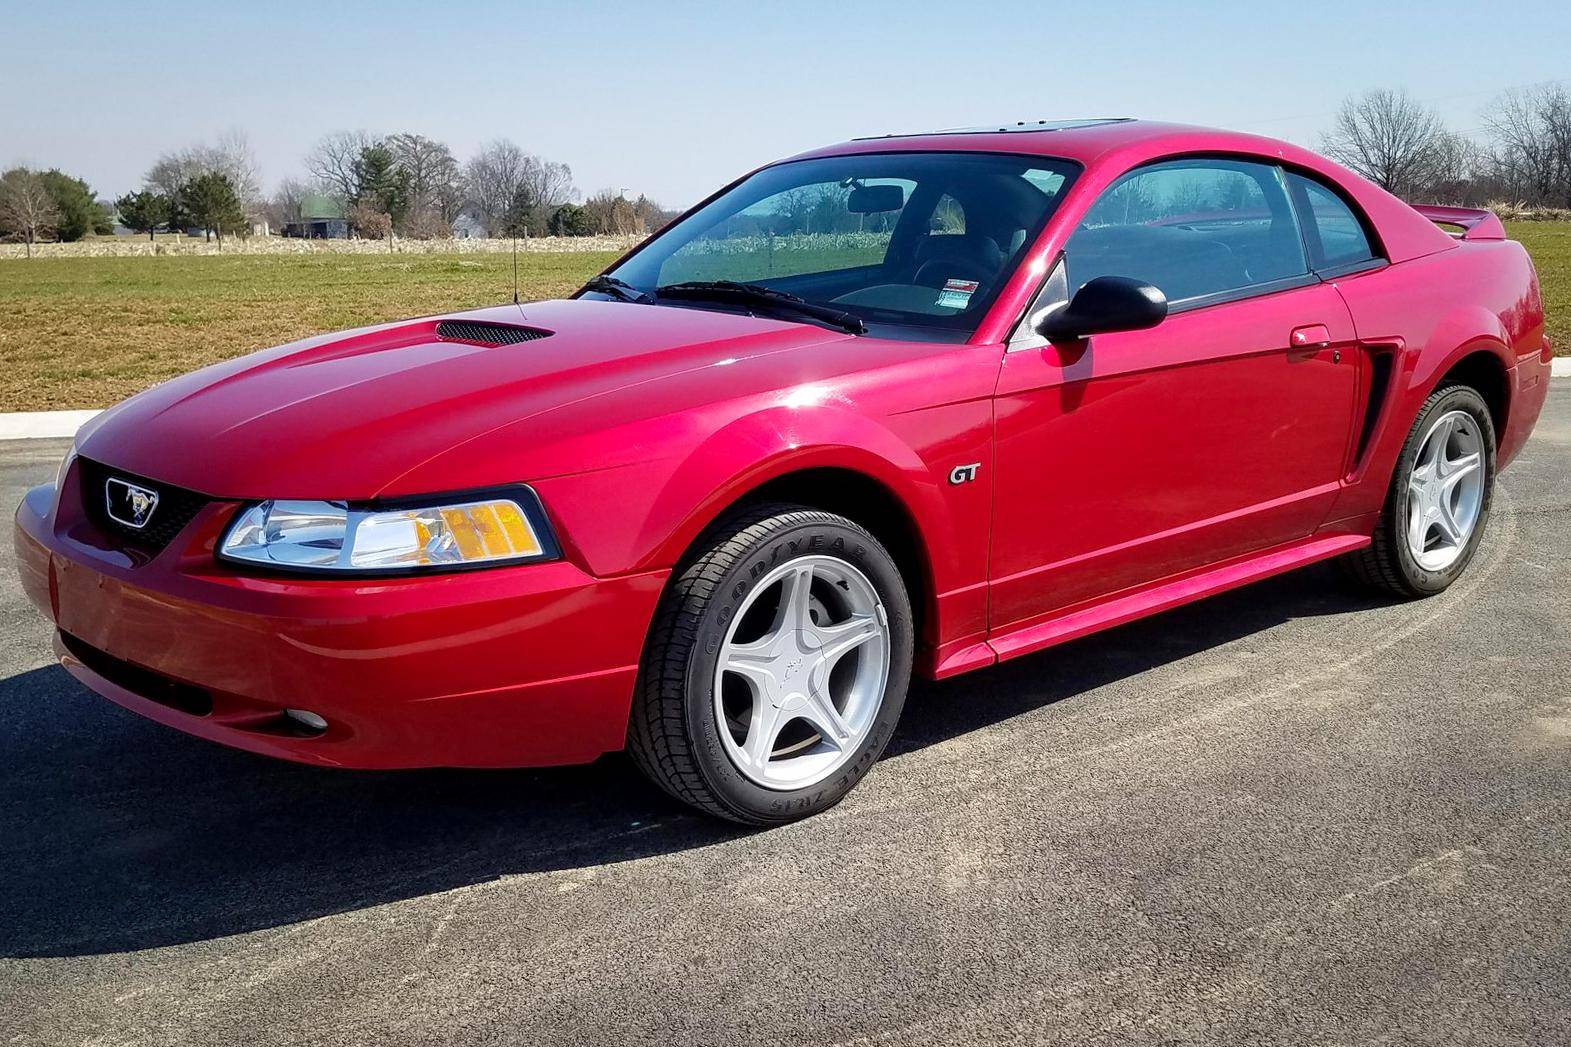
[989,157,1360,636]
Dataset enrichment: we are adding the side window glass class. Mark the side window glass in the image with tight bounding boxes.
[1066,159,1308,304]
[930,194,966,234]
[1289,173,1377,269]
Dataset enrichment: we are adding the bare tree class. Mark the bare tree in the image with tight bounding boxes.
[584,188,640,235]
[305,130,374,207]
[769,187,817,234]
[267,178,311,232]
[464,139,576,236]
[632,194,668,234]
[0,167,60,257]
[143,132,263,232]
[206,129,261,204]
[144,151,202,215]
[386,132,464,222]
[1424,131,1481,204]
[1483,84,1571,207]
[521,156,575,227]
[348,200,393,247]
[402,207,452,239]
[464,139,527,236]
[1321,88,1451,198]
[147,132,260,204]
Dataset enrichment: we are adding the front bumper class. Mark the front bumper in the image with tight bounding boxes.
[14,475,666,769]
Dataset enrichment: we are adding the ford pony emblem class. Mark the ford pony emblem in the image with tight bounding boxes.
[106,477,160,530]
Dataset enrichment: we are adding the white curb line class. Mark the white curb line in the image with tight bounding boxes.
[0,410,101,441]
[0,359,1567,441]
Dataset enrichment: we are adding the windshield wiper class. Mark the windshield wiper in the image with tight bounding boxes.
[582,274,652,304]
[655,280,867,335]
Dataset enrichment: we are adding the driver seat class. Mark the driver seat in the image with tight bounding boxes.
[909,233,1006,289]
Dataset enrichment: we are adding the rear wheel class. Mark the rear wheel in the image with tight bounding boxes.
[628,504,913,825]
[1341,384,1496,597]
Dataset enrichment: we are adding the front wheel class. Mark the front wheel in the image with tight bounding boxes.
[628,504,913,825]
[1341,384,1496,597]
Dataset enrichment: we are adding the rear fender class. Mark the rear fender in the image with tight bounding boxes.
[1330,309,1515,523]
[1406,306,1513,397]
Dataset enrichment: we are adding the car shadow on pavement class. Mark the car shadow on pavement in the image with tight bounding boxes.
[0,563,1390,959]
[887,562,1393,759]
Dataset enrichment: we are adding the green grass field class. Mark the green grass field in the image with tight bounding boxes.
[0,252,618,411]
[1,224,1566,412]
[1513,221,1570,357]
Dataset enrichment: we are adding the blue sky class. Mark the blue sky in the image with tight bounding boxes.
[4,0,1569,207]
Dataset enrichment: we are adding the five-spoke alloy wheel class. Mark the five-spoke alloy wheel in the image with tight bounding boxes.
[715,555,891,791]
[1342,383,1497,597]
[1405,409,1486,572]
[629,504,913,825]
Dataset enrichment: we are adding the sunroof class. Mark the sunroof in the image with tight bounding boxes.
[854,118,1134,140]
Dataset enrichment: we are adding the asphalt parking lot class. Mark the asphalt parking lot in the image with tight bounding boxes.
[2,388,1568,1047]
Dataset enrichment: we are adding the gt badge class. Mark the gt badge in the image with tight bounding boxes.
[948,463,981,485]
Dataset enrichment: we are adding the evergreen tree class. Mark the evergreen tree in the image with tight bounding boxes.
[39,170,112,241]
[181,172,247,242]
[351,144,411,228]
[546,203,597,236]
[501,185,535,237]
[115,190,172,241]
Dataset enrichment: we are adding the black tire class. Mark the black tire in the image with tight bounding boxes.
[1340,383,1496,598]
[627,503,914,825]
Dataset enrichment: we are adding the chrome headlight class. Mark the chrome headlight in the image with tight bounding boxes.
[218,487,558,574]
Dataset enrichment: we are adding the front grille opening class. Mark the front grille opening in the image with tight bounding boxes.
[59,632,213,716]
[75,458,207,555]
[435,320,551,346]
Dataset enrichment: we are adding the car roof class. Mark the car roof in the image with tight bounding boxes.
[853,117,1138,140]
[794,118,1297,167]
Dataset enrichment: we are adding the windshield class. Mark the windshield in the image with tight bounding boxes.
[597,152,1078,334]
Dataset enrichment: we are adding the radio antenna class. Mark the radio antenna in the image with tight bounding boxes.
[512,236,520,305]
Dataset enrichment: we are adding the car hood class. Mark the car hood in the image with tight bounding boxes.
[77,298,851,500]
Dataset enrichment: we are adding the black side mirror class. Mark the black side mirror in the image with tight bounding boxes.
[1034,276,1167,341]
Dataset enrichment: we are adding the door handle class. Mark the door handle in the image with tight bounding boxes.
[1290,324,1332,348]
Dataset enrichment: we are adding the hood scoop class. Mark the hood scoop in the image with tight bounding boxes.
[435,319,552,346]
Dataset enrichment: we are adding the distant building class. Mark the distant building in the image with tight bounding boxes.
[283,194,350,239]
[452,211,488,239]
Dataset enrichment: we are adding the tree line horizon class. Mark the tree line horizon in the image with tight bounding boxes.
[3,83,1571,256]
[0,129,671,253]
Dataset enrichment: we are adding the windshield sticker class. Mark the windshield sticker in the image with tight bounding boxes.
[935,278,979,310]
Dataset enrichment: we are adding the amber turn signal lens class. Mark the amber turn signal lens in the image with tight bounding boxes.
[350,499,546,569]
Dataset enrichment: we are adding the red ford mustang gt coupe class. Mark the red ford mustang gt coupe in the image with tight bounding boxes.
[15,120,1551,824]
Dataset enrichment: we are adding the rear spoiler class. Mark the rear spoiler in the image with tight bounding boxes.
[1410,204,1507,241]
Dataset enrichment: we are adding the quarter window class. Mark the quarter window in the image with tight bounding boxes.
[1066,158,1308,304]
[1287,172,1378,270]
[930,194,966,233]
